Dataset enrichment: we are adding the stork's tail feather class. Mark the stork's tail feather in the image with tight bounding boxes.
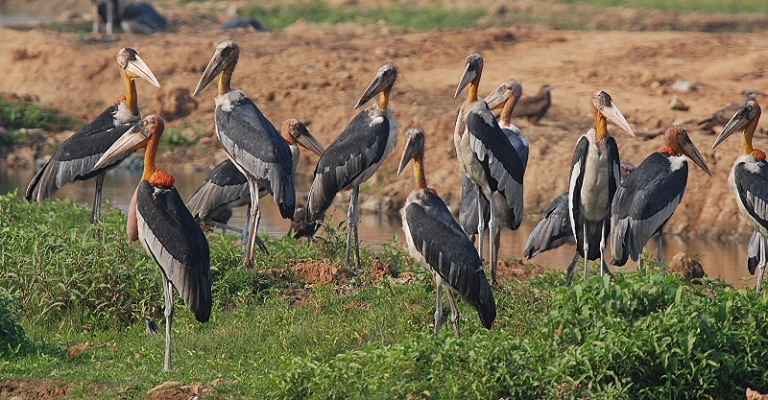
[609,219,630,266]
[278,202,295,220]
[25,161,53,202]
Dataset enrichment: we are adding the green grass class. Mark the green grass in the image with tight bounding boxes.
[0,97,79,147]
[557,0,768,14]
[2,191,768,398]
[241,1,484,31]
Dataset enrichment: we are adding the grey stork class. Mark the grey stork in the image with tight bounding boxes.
[26,47,160,223]
[307,63,400,272]
[610,126,711,272]
[458,79,528,279]
[711,100,768,291]
[187,119,324,249]
[454,53,525,284]
[193,40,296,268]
[93,115,212,372]
[567,90,634,285]
[398,127,495,336]
[526,162,636,279]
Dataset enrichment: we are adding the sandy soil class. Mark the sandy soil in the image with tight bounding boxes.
[2,0,768,244]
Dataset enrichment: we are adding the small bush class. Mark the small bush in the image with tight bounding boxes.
[0,289,26,357]
[0,96,78,133]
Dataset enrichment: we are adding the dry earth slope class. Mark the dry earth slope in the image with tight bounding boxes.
[1,7,768,238]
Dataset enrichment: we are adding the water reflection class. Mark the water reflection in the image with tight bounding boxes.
[0,166,756,288]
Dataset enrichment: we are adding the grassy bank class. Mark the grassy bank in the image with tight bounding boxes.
[557,0,768,14]
[2,192,768,399]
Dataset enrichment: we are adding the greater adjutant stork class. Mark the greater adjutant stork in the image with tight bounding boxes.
[567,90,634,285]
[526,162,636,275]
[193,40,296,268]
[187,119,324,248]
[398,128,495,336]
[454,53,525,284]
[610,126,711,271]
[458,79,528,281]
[94,115,212,372]
[307,63,400,271]
[711,100,768,291]
[26,47,160,223]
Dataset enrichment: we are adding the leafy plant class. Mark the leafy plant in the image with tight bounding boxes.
[0,289,26,357]
[0,96,78,133]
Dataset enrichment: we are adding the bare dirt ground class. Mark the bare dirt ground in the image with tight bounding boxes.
[1,2,768,241]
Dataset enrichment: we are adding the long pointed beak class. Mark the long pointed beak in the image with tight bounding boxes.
[193,52,227,97]
[484,85,509,110]
[94,122,151,169]
[712,103,757,149]
[354,63,397,110]
[295,128,325,157]
[125,54,160,88]
[397,128,425,175]
[601,103,635,137]
[679,134,712,176]
[454,66,477,100]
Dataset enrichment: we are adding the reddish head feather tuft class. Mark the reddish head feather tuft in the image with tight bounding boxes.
[149,170,175,187]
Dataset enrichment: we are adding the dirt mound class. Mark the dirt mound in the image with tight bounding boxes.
[290,259,344,285]
[495,258,547,281]
[146,381,213,400]
[0,380,76,400]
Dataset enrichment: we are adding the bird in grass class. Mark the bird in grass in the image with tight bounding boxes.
[95,115,212,372]
[307,63,400,272]
[398,127,495,336]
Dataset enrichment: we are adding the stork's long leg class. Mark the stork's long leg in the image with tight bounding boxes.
[476,184,486,263]
[657,225,665,268]
[106,0,115,36]
[345,186,362,271]
[241,204,251,253]
[492,222,501,280]
[352,187,361,271]
[163,276,174,372]
[488,194,498,284]
[244,179,262,268]
[91,171,107,224]
[434,276,444,335]
[565,253,580,286]
[758,236,767,293]
[582,222,589,281]
[446,289,460,338]
[92,2,100,34]
[238,205,268,256]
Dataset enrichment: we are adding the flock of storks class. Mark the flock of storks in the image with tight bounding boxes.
[20,41,768,371]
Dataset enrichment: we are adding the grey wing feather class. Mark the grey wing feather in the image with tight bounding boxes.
[308,110,390,219]
[215,98,295,214]
[137,182,212,322]
[524,192,573,259]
